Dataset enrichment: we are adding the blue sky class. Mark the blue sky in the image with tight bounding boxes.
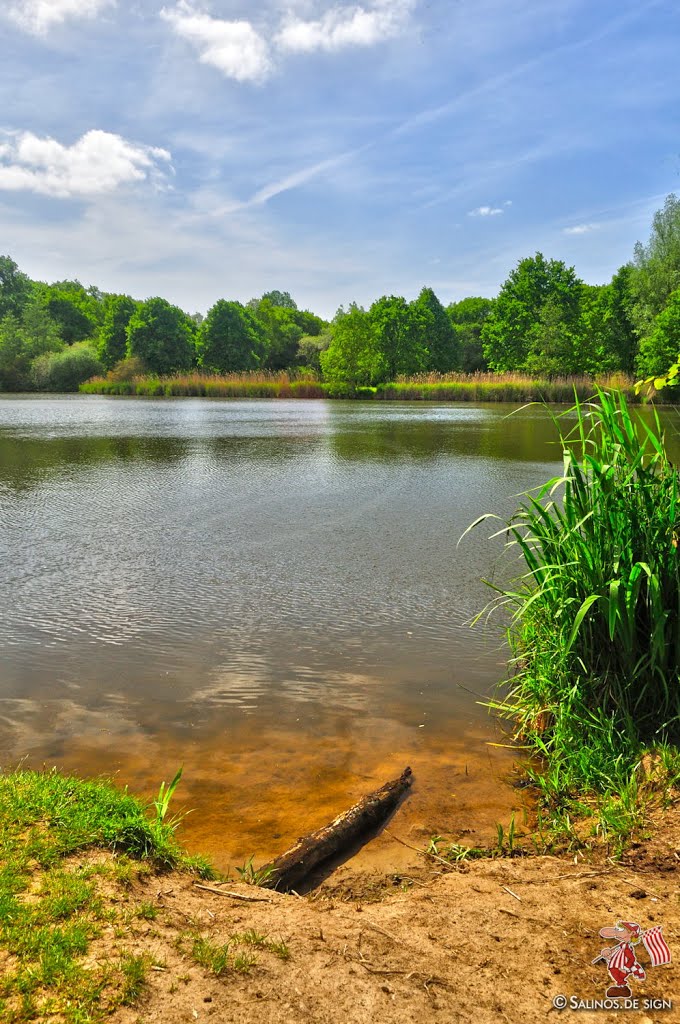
[1,0,678,318]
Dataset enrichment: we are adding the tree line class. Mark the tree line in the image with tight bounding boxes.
[1,194,679,393]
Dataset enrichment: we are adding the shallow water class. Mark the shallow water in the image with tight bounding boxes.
[1,396,675,871]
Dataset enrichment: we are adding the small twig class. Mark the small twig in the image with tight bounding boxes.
[555,869,612,880]
[620,878,665,899]
[501,885,521,902]
[354,961,413,977]
[289,889,304,901]
[193,883,271,903]
[498,907,520,919]
[364,921,401,943]
[383,829,451,869]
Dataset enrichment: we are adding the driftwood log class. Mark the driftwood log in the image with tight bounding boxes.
[260,767,413,892]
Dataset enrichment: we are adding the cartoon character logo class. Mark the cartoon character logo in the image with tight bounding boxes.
[593,920,672,998]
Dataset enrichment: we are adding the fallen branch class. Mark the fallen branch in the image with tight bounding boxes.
[260,768,414,892]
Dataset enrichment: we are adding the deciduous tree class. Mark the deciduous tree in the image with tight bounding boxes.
[197,300,266,372]
[98,295,138,369]
[126,298,195,374]
[411,287,460,372]
[370,295,425,379]
[482,254,582,371]
[320,305,385,390]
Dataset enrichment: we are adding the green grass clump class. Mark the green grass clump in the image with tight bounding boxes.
[471,389,680,848]
[0,767,211,1022]
[0,767,183,867]
[184,928,290,976]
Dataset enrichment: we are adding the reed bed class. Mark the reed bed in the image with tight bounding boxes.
[376,372,640,403]
[81,371,327,399]
[470,389,680,847]
[80,370,656,403]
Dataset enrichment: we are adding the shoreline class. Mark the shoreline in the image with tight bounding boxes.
[1,767,677,1023]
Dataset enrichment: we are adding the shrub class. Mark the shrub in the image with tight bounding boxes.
[32,343,104,392]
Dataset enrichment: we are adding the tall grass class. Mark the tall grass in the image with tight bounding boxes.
[376,372,641,403]
[80,370,327,399]
[79,370,665,403]
[470,390,680,837]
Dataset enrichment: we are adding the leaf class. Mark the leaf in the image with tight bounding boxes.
[565,594,601,653]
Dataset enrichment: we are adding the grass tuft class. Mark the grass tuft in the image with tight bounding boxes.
[0,767,213,1021]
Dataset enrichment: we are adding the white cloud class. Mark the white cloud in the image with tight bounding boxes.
[276,0,415,53]
[7,0,114,35]
[0,130,172,198]
[468,205,504,216]
[563,222,598,235]
[161,3,272,83]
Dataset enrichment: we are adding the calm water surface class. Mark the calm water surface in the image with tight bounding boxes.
[3,396,674,871]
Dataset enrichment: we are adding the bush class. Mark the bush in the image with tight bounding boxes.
[32,343,104,392]
[107,355,147,382]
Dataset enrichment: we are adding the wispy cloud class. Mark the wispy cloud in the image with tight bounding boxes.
[393,0,666,138]
[563,222,598,235]
[468,205,504,216]
[207,146,369,217]
[0,130,171,198]
[276,0,416,53]
[161,3,272,83]
[7,0,114,35]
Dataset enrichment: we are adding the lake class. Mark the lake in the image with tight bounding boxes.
[2,396,674,872]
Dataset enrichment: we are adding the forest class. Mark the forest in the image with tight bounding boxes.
[1,194,679,395]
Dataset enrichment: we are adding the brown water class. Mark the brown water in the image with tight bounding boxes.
[1,396,675,873]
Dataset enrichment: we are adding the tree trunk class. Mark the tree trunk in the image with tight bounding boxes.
[260,767,413,892]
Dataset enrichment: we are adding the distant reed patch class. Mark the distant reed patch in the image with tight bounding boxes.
[80,371,328,399]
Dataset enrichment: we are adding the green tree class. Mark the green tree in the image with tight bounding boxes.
[525,295,585,376]
[636,286,680,377]
[0,302,63,391]
[631,194,680,330]
[43,295,94,344]
[34,280,103,344]
[0,255,32,320]
[297,330,331,373]
[482,253,582,371]
[126,298,196,375]
[259,289,297,310]
[98,295,139,369]
[410,287,460,372]
[320,305,385,390]
[252,298,303,370]
[292,309,326,337]
[447,297,494,372]
[370,295,425,379]
[197,300,266,372]
[603,266,638,373]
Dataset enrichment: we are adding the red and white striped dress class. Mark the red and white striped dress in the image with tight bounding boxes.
[606,943,646,986]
